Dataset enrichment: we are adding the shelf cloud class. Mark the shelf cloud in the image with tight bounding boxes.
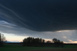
[0,0,77,43]
[0,0,77,31]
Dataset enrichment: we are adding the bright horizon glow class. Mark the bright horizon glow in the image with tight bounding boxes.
[3,33,77,43]
[56,30,73,32]
[2,33,28,42]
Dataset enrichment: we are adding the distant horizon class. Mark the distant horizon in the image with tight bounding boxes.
[5,40,77,44]
[1,28,77,43]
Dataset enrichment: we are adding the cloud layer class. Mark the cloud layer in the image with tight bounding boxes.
[0,20,77,43]
[0,0,77,43]
[0,0,77,31]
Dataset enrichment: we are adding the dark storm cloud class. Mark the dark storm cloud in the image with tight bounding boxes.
[0,0,77,31]
[0,20,77,42]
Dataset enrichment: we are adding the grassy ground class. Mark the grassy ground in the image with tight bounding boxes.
[0,44,51,51]
[0,44,77,51]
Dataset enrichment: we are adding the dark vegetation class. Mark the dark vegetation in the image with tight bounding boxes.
[22,37,64,47]
[52,38,64,47]
[23,37,45,47]
[0,33,6,47]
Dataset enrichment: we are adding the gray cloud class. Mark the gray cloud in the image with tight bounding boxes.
[0,0,77,31]
[0,20,77,42]
[0,0,77,43]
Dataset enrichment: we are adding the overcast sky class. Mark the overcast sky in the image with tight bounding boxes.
[0,0,77,43]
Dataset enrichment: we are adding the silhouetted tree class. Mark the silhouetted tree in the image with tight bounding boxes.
[0,33,5,47]
[46,41,51,43]
[23,37,34,46]
[52,38,64,47]
[23,37,45,46]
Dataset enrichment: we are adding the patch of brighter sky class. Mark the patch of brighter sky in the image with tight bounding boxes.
[0,30,77,43]
[2,33,28,42]
[56,30,72,32]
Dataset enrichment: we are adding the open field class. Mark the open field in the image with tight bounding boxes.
[0,44,77,51]
[29,48,77,51]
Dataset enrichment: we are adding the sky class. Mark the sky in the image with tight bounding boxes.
[0,0,77,43]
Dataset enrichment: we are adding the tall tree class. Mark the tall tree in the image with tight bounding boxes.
[0,33,5,47]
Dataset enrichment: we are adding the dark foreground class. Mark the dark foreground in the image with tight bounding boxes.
[28,48,77,51]
[0,44,77,51]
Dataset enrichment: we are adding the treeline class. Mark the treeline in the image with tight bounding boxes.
[0,33,64,47]
[23,37,64,47]
[23,37,45,47]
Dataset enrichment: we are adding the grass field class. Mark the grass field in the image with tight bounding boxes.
[0,44,77,51]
